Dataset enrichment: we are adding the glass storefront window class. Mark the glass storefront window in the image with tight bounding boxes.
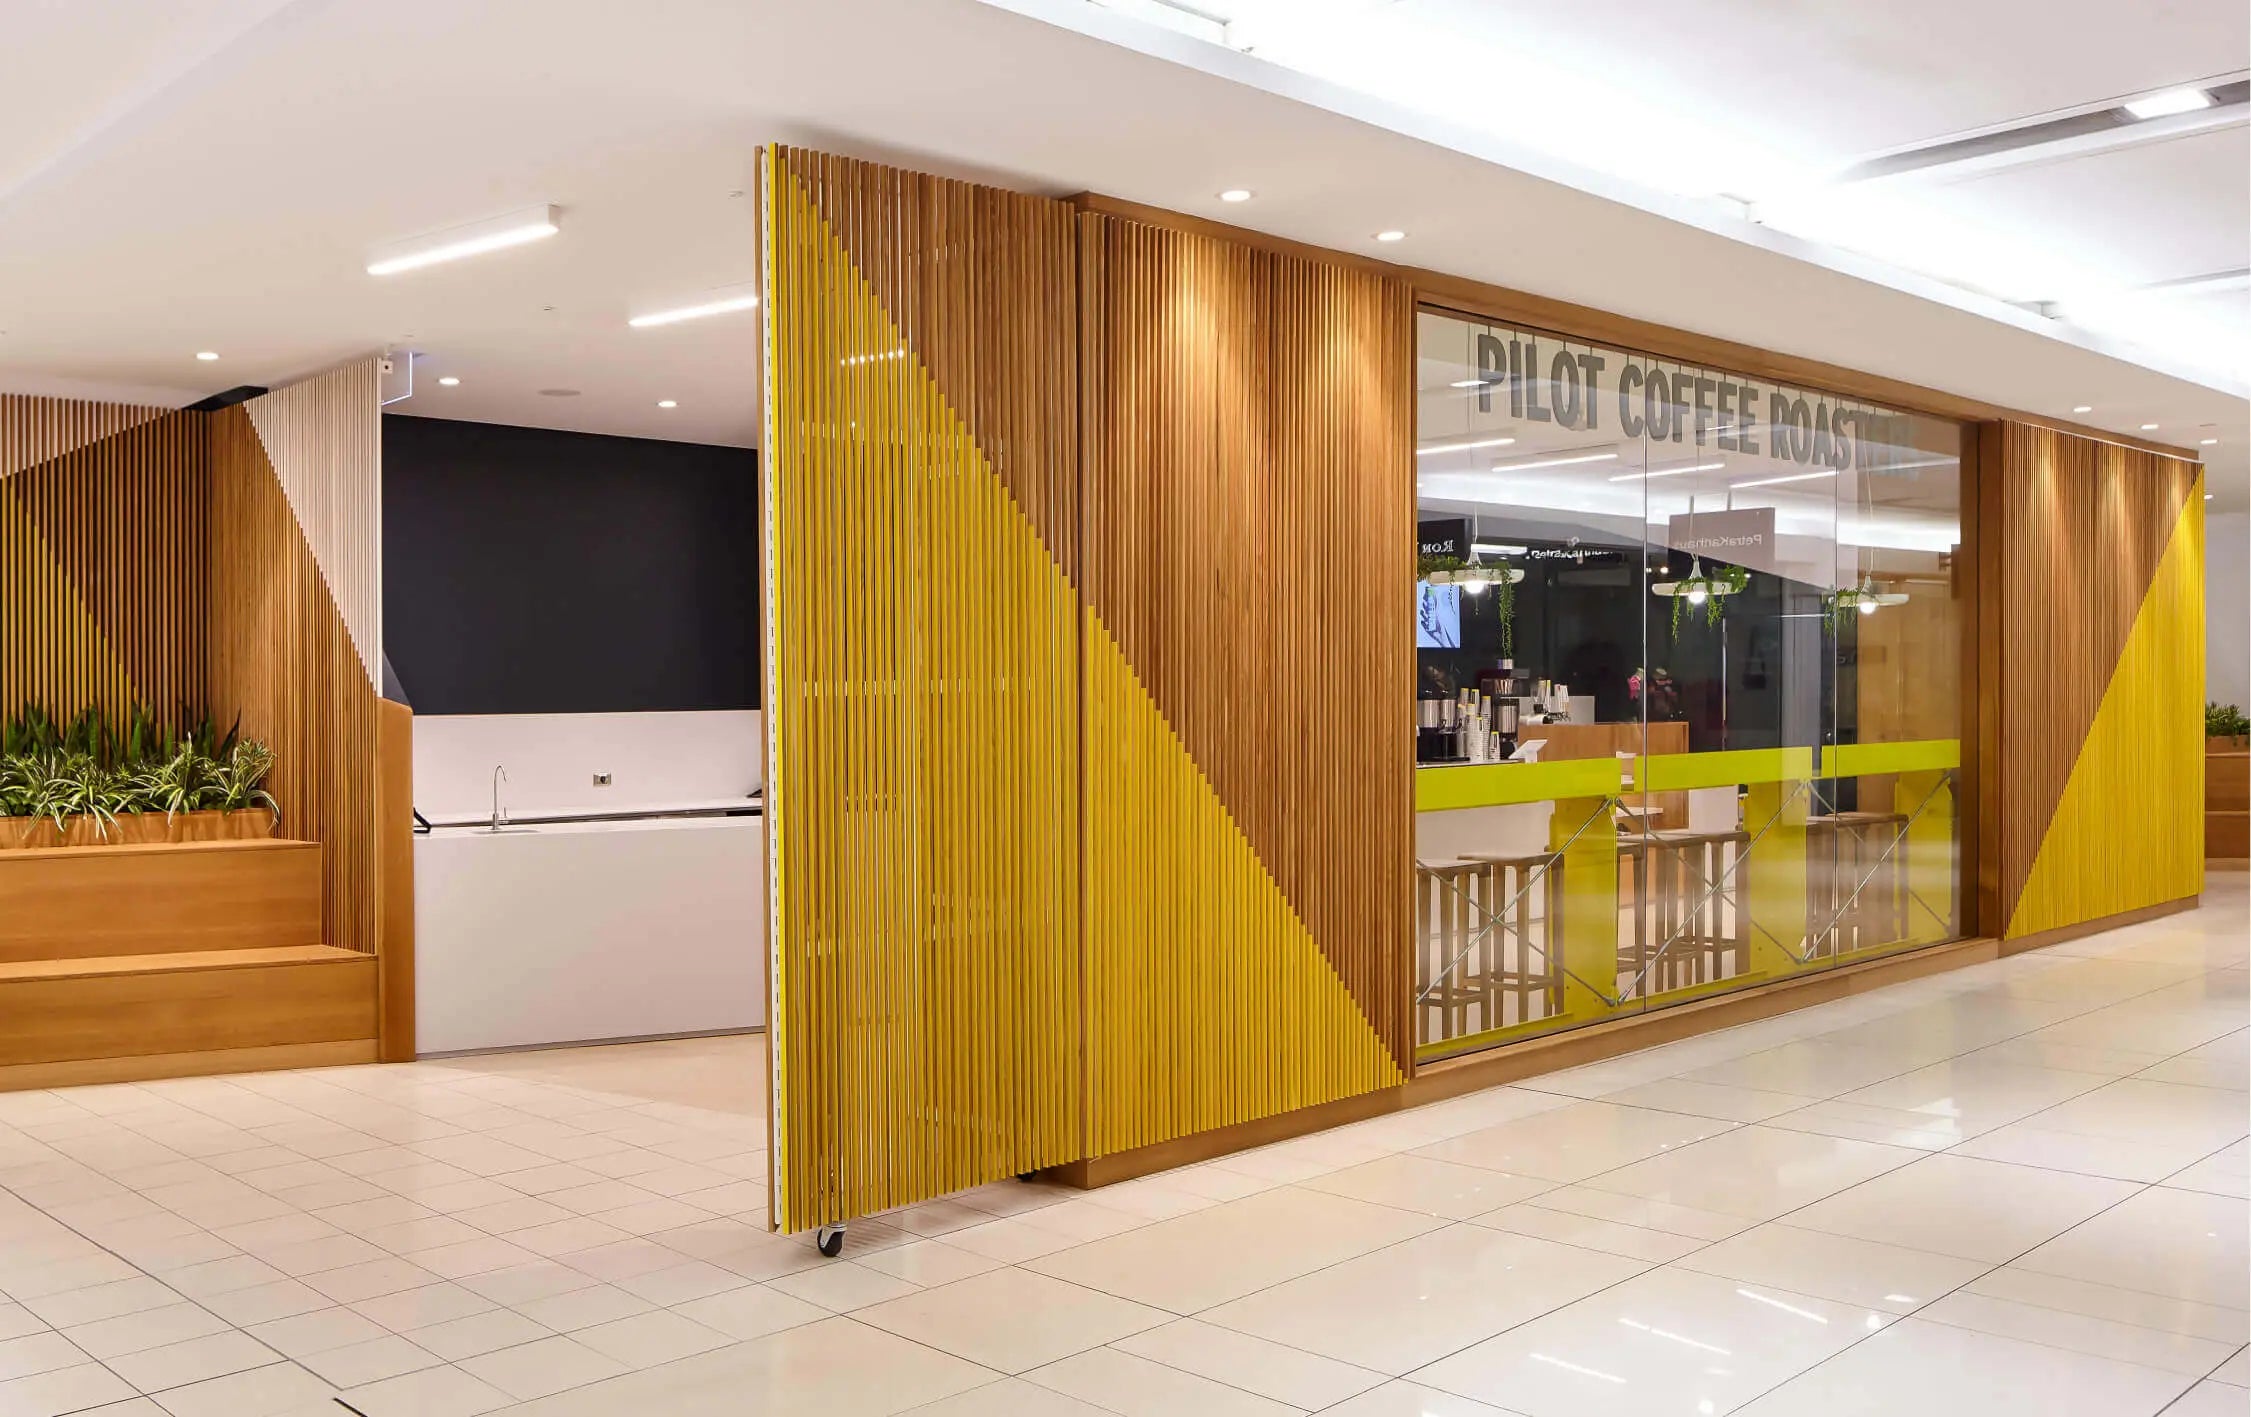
[1413,310,1968,1059]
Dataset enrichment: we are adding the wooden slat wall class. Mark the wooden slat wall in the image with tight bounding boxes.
[1077,212,1415,1154]
[762,147,1083,1231]
[0,400,208,722]
[209,360,385,957]
[1989,422,2204,935]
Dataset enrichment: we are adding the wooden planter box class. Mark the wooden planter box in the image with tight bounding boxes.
[0,809,276,851]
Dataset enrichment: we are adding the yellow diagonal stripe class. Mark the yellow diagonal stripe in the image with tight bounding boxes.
[1085,614,1403,1155]
[2009,483,2205,937]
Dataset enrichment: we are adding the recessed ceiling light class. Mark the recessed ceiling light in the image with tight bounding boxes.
[2201,438,2219,446]
[195,351,219,361]
[2071,405,2093,414]
[657,400,678,409]
[1449,378,1499,389]
[1217,189,1253,203]
[2141,422,2160,430]
[367,204,559,276]
[628,291,760,328]
[436,376,460,387]
[1374,230,1407,243]
[2122,87,2212,120]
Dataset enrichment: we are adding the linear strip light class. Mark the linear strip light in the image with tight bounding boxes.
[1417,435,1517,455]
[1731,468,1838,491]
[1487,451,1619,473]
[2122,87,2212,120]
[367,205,558,276]
[629,291,761,328]
[1088,0,1229,45]
[1609,460,1726,483]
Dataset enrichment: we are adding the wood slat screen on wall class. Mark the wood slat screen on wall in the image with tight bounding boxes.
[1990,421,2204,937]
[761,146,1083,1232]
[1076,211,1415,1156]
[210,360,385,956]
[1,399,208,723]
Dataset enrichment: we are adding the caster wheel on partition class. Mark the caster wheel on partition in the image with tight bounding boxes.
[815,1224,846,1258]
[1017,1171,1036,1183]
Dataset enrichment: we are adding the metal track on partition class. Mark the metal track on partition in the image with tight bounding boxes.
[761,147,1084,1232]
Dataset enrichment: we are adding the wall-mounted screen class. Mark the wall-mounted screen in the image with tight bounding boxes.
[1416,582,1462,649]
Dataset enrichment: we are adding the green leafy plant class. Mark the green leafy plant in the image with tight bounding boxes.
[1,701,277,838]
[212,742,279,816]
[2210,702,2250,739]
[1664,563,1749,638]
[1418,553,1520,656]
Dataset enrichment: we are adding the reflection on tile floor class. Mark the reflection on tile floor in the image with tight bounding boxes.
[0,880,2240,1415]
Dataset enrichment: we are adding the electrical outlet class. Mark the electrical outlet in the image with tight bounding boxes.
[592,772,612,787]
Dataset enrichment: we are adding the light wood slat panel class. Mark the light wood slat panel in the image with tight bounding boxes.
[1077,211,1414,1154]
[209,361,384,957]
[243,364,384,685]
[763,147,1081,1231]
[0,398,207,722]
[1992,422,2203,934]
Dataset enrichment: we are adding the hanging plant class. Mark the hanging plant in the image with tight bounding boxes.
[1652,558,1748,639]
[1821,577,1909,633]
[1418,554,1522,656]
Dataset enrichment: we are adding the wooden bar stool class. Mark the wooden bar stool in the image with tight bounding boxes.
[1415,859,1498,1045]
[1829,810,1909,952]
[1643,829,1750,991]
[1463,851,1564,1027]
[1614,837,1649,1002]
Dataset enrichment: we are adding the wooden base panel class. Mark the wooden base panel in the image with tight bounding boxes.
[1055,935,2003,1187]
[0,839,323,962]
[2208,858,2249,873]
[1998,895,2200,956]
[0,1040,377,1093]
[0,952,375,1067]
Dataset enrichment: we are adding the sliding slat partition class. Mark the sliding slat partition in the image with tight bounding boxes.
[761,147,1084,1232]
[1077,212,1416,1154]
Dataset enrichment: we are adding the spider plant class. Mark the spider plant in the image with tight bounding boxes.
[211,741,279,820]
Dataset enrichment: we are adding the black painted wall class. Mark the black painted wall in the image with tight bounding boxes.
[382,415,758,715]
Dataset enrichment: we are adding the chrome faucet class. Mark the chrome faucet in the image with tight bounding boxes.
[490,765,510,832]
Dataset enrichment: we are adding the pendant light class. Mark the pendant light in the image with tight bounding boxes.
[1649,556,1740,603]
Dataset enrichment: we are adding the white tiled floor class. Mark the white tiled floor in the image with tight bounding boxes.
[0,882,2241,1415]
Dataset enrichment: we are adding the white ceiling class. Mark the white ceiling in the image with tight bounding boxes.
[0,0,2243,508]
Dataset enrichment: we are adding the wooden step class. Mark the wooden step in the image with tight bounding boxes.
[0,839,322,963]
[0,945,362,981]
[2208,752,2249,813]
[2207,809,2249,861]
[0,945,373,1069]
